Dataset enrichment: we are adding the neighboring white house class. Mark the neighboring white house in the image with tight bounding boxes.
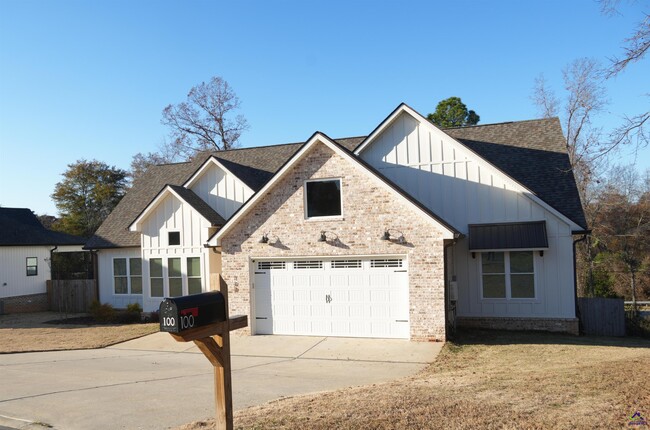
[86,103,588,341]
[0,208,85,314]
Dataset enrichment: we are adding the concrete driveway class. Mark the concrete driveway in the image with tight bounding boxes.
[0,333,442,430]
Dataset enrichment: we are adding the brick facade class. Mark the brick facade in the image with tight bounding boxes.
[220,141,449,341]
[0,293,49,314]
[456,316,580,335]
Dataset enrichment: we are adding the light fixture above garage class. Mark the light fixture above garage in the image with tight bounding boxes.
[259,233,269,244]
[382,229,406,244]
[318,230,339,243]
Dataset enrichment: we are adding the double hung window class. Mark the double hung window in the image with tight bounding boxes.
[481,251,535,299]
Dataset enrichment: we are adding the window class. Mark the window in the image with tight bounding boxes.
[187,257,202,295]
[305,179,342,218]
[331,260,362,269]
[26,257,38,276]
[113,259,128,294]
[294,260,323,269]
[481,251,535,299]
[113,258,142,295]
[371,258,403,268]
[130,258,142,294]
[168,258,182,297]
[258,261,286,270]
[168,231,181,246]
[150,258,164,297]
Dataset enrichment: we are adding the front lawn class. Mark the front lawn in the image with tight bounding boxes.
[0,312,158,353]
[179,330,650,429]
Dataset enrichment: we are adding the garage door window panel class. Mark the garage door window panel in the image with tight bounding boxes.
[305,179,342,218]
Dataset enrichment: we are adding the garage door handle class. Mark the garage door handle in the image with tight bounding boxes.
[325,294,332,303]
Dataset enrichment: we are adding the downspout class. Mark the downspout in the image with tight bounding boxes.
[89,250,99,302]
[49,246,58,306]
[443,233,462,339]
[572,231,590,328]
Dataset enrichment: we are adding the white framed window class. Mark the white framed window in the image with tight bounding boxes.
[168,258,182,297]
[304,178,342,219]
[481,251,535,299]
[26,257,38,276]
[149,256,202,298]
[150,258,164,297]
[113,258,142,295]
[168,231,181,246]
[187,257,202,295]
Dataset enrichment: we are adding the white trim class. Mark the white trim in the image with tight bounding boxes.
[183,156,254,195]
[209,133,456,246]
[303,177,343,220]
[355,104,583,231]
[129,185,213,232]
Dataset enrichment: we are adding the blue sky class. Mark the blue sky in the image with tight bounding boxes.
[1,0,648,215]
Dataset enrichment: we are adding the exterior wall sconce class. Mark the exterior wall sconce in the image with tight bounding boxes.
[259,233,269,244]
[381,229,406,244]
[318,231,339,243]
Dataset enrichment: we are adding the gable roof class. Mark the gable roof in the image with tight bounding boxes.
[0,208,86,246]
[128,184,226,232]
[85,138,364,249]
[86,109,586,249]
[444,118,587,229]
[208,132,459,246]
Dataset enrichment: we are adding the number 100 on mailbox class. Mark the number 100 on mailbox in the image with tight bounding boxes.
[159,291,227,333]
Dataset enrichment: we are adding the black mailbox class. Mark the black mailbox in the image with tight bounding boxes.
[159,291,226,333]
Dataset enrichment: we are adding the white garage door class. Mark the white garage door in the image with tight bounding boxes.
[252,257,409,339]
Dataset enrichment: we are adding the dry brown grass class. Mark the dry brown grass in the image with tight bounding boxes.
[178,330,650,430]
[0,312,158,353]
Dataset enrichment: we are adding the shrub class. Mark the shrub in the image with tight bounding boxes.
[626,313,650,338]
[115,302,143,324]
[89,301,115,323]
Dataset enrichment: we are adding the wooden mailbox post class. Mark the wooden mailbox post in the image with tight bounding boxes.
[159,280,247,430]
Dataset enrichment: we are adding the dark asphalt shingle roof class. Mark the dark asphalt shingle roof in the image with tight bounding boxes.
[444,118,587,229]
[167,185,226,226]
[85,120,586,249]
[0,208,86,246]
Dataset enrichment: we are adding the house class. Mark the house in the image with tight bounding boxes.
[86,103,588,341]
[0,208,86,314]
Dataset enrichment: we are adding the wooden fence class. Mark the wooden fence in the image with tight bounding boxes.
[47,280,97,313]
[577,297,625,336]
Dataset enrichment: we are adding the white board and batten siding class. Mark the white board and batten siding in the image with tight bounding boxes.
[0,246,51,298]
[188,160,254,220]
[139,192,213,311]
[360,112,577,319]
[97,247,143,309]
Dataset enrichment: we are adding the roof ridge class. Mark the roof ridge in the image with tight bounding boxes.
[443,117,557,130]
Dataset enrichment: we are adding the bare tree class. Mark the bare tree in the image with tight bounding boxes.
[532,58,608,197]
[161,76,249,159]
[601,1,650,152]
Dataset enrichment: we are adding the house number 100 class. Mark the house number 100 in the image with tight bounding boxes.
[180,314,195,329]
[163,316,176,327]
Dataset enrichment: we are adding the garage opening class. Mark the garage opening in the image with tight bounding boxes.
[252,257,409,339]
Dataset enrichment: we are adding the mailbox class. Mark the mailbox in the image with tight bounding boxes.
[159,291,226,333]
